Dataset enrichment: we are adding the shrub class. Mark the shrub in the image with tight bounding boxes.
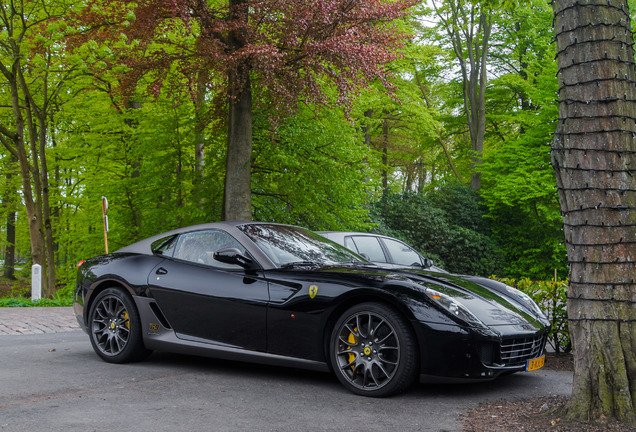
[371,189,505,276]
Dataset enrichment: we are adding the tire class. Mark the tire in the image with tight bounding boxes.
[330,302,418,397]
[88,287,149,363]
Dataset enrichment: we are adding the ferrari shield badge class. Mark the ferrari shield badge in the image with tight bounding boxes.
[309,285,319,299]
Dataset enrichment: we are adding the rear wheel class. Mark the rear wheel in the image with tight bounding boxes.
[330,302,418,397]
[88,288,148,363]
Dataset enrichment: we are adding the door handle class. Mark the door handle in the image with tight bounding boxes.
[156,267,168,275]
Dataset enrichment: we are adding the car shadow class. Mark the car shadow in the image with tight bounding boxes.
[139,351,572,400]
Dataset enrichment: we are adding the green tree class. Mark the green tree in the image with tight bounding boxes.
[251,103,374,230]
[478,2,566,279]
[430,0,493,190]
[75,0,418,221]
[0,0,82,295]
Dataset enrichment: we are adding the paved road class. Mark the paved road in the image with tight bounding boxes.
[0,307,78,335]
[0,308,573,432]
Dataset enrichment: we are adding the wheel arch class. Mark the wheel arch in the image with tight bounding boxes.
[84,279,137,327]
[321,290,420,369]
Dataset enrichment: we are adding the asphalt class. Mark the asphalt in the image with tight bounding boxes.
[0,306,79,335]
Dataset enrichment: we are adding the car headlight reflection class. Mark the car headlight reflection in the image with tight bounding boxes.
[425,288,485,328]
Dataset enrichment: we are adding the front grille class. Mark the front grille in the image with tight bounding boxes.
[500,333,547,366]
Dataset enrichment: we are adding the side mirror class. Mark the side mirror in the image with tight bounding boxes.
[423,258,435,268]
[213,248,254,268]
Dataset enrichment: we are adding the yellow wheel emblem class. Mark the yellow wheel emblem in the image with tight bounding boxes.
[364,347,371,356]
[110,322,116,330]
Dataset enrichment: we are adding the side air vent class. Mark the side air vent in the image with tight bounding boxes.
[149,302,172,329]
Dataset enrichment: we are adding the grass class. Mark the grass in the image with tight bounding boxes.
[0,297,73,307]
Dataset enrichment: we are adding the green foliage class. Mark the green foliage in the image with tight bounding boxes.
[0,0,568,307]
[478,1,567,280]
[497,277,571,354]
[371,184,505,276]
[252,104,374,231]
[0,276,74,306]
[0,297,73,307]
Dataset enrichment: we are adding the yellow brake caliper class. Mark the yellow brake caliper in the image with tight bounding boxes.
[124,311,130,329]
[347,327,357,370]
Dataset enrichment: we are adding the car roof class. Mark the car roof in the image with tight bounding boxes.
[116,221,290,255]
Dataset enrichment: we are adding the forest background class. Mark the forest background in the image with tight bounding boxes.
[0,0,605,295]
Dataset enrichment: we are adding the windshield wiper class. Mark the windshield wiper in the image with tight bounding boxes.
[280,261,318,269]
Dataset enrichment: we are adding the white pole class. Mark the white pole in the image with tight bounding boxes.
[31,264,42,301]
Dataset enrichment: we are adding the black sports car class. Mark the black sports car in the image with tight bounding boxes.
[74,222,550,397]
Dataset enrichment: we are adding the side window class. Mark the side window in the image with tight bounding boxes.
[173,230,248,269]
[344,237,358,253]
[350,236,387,263]
[382,238,422,267]
[151,235,178,257]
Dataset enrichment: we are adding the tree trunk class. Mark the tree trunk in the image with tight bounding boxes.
[552,0,636,422]
[3,211,16,280]
[2,159,16,280]
[434,0,491,190]
[223,0,253,221]
[194,70,207,184]
[381,112,389,195]
[1,59,48,295]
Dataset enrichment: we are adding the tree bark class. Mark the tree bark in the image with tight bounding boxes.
[552,0,636,422]
[223,0,253,221]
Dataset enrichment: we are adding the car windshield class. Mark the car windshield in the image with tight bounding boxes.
[238,224,365,267]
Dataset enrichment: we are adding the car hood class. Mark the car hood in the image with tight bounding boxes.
[281,264,546,329]
[305,264,545,328]
[395,269,545,328]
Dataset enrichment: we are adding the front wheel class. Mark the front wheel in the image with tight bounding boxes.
[88,288,149,363]
[330,302,418,397]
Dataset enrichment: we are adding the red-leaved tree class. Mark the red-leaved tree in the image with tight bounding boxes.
[74,0,417,220]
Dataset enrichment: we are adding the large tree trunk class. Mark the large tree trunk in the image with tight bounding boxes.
[223,68,253,221]
[552,0,636,422]
[223,0,253,221]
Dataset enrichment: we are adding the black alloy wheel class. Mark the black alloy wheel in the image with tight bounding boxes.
[88,287,148,363]
[330,302,418,397]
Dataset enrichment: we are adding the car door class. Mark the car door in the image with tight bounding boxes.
[147,229,269,352]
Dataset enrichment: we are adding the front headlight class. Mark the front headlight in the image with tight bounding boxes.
[505,286,547,319]
[425,288,486,328]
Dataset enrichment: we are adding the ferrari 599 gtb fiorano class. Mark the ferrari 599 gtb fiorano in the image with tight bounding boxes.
[74,222,550,397]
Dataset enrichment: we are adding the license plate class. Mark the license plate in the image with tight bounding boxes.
[526,355,545,372]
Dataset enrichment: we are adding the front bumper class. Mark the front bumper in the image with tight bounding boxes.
[413,320,549,383]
